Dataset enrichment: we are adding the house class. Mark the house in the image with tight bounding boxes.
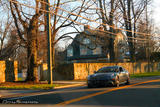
[65,25,128,63]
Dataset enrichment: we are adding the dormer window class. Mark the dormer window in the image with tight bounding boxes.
[83,38,90,44]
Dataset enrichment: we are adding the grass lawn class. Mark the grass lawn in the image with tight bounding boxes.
[0,82,67,90]
[1,71,160,90]
[130,71,160,78]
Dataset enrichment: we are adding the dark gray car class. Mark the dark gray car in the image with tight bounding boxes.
[87,66,130,88]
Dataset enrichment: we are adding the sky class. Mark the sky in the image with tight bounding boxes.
[0,0,160,49]
[153,0,160,27]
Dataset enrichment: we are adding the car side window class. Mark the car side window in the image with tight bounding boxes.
[119,67,123,72]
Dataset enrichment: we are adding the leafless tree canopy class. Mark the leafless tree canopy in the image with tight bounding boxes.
[0,0,157,82]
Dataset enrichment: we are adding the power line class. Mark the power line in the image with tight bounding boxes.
[8,0,157,42]
[36,0,152,37]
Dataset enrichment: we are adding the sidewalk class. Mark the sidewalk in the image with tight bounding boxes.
[0,81,86,99]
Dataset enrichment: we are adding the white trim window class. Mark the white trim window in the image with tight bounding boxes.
[67,46,73,57]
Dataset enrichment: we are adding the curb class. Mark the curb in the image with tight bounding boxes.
[54,83,86,89]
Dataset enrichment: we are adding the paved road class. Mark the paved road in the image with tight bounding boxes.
[1,77,160,107]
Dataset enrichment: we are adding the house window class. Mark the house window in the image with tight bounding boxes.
[93,45,102,55]
[80,45,87,55]
[83,38,90,44]
[67,46,73,57]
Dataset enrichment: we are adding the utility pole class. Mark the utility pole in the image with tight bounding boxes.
[46,0,53,84]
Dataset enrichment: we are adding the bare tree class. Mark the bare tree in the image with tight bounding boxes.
[0,11,12,57]
[9,0,91,82]
[0,29,19,60]
[79,0,119,62]
[44,0,91,68]
[9,0,45,82]
[96,0,118,62]
[118,0,151,62]
[0,21,11,56]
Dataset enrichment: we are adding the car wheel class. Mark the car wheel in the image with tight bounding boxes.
[125,78,130,85]
[87,83,93,88]
[114,77,120,87]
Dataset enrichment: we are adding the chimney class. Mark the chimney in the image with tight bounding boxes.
[99,26,104,31]
[84,25,90,30]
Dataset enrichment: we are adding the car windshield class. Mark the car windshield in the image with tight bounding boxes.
[97,67,118,73]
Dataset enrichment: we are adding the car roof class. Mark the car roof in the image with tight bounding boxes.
[102,66,121,69]
[98,66,121,71]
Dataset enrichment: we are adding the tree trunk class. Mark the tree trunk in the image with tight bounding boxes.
[52,45,55,71]
[109,0,115,62]
[127,0,135,62]
[0,40,3,55]
[109,28,115,62]
[26,32,39,83]
[52,32,57,73]
[127,32,135,62]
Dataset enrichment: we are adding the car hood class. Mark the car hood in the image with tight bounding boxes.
[88,73,117,80]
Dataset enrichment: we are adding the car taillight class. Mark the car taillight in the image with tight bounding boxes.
[112,78,115,81]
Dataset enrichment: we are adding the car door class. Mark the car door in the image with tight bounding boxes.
[123,69,129,80]
[119,67,126,82]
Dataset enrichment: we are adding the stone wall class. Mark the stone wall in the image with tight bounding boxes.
[0,61,18,83]
[14,61,18,81]
[73,62,160,80]
[40,63,74,81]
[0,61,6,83]
[54,63,74,80]
[40,62,160,80]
